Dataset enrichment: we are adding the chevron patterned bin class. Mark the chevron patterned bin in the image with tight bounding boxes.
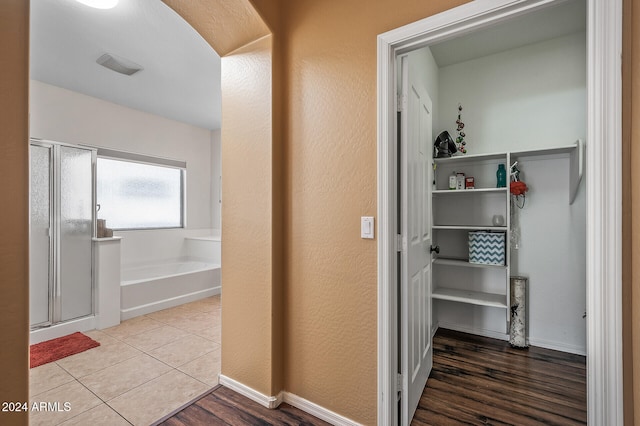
[468,231,506,265]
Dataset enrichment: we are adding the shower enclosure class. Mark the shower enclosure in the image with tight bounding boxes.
[30,140,96,329]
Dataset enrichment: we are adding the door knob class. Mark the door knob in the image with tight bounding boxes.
[430,245,440,254]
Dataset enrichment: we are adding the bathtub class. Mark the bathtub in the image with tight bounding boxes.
[120,259,221,320]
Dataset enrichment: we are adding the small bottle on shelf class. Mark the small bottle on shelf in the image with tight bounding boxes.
[449,172,457,190]
[496,164,507,188]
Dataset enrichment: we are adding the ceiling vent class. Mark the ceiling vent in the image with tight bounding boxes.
[96,53,143,76]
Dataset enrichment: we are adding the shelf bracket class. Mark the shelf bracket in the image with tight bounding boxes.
[569,139,584,205]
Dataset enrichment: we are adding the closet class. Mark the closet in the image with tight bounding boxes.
[412,0,587,355]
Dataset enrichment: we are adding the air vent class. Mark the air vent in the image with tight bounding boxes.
[96,53,143,76]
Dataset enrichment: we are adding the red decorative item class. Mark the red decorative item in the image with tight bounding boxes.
[465,177,475,189]
[510,181,528,196]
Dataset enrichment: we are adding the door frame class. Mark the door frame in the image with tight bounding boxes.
[376,0,623,424]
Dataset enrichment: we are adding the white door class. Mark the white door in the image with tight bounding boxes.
[400,54,433,425]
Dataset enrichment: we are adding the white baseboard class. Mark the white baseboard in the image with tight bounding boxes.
[120,287,220,321]
[527,337,586,356]
[437,322,509,342]
[219,375,282,409]
[29,316,96,345]
[218,376,363,425]
[281,392,363,426]
[437,323,587,356]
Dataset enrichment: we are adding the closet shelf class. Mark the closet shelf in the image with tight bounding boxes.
[432,288,508,309]
[510,139,583,205]
[433,225,507,231]
[433,257,507,269]
[432,188,507,195]
[432,139,583,204]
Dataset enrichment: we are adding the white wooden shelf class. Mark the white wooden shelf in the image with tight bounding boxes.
[432,188,507,195]
[433,257,507,269]
[433,151,506,163]
[510,139,583,205]
[432,288,508,309]
[432,225,507,231]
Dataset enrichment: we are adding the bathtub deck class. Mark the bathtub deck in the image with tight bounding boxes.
[120,262,221,321]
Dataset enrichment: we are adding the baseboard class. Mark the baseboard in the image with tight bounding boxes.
[437,322,509,342]
[437,323,587,356]
[120,287,221,321]
[527,337,586,356]
[281,392,363,426]
[219,375,282,409]
[217,377,363,425]
[29,316,96,345]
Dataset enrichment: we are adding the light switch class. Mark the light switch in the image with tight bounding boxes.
[361,216,375,239]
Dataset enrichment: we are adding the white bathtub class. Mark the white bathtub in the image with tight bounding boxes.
[120,259,221,320]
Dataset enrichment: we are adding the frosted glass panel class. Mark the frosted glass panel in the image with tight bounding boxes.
[30,145,51,327]
[97,158,183,229]
[60,146,93,321]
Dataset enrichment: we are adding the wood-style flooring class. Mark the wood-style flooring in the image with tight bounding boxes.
[159,386,329,426]
[161,329,586,426]
[412,329,587,425]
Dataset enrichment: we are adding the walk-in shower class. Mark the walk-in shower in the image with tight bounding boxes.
[30,140,95,330]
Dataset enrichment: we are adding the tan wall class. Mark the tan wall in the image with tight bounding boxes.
[0,1,29,425]
[626,0,640,423]
[219,35,280,396]
[281,1,466,423]
[1,1,637,425]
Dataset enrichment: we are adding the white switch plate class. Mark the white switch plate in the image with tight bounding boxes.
[361,216,375,239]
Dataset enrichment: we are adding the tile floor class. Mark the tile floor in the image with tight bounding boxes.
[29,295,221,426]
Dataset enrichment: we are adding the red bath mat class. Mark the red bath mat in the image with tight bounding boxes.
[30,332,100,368]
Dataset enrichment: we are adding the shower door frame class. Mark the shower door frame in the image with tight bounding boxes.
[30,138,97,329]
[29,141,55,329]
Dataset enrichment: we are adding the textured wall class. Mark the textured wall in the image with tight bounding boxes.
[219,35,279,396]
[281,1,470,422]
[163,0,269,56]
[1,1,636,426]
[624,0,639,423]
[162,0,284,397]
[0,1,29,425]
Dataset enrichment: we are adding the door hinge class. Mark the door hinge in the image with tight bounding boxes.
[397,373,403,389]
[396,234,403,252]
[397,94,406,112]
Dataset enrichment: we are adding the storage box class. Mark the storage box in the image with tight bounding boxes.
[468,231,506,265]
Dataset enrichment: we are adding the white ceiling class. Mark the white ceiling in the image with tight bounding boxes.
[30,0,222,130]
[429,0,586,67]
[30,0,585,130]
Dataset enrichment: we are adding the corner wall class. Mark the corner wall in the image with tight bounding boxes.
[0,1,29,424]
[625,0,640,422]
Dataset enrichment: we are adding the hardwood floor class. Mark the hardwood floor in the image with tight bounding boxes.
[161,329,585,426]
[412,329,587,426]
[159,386,330,426]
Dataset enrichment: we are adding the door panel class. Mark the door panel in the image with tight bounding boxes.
[30,145,52,327]
[59,145,93,322]
[400,55,433,424]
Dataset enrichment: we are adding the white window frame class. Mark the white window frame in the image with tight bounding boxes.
[96,149,187,231]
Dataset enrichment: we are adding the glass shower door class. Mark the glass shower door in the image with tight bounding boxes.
[59,145,94,322]
[29,144,53,327]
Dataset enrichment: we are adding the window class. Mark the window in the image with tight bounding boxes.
[97,154,185,230]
